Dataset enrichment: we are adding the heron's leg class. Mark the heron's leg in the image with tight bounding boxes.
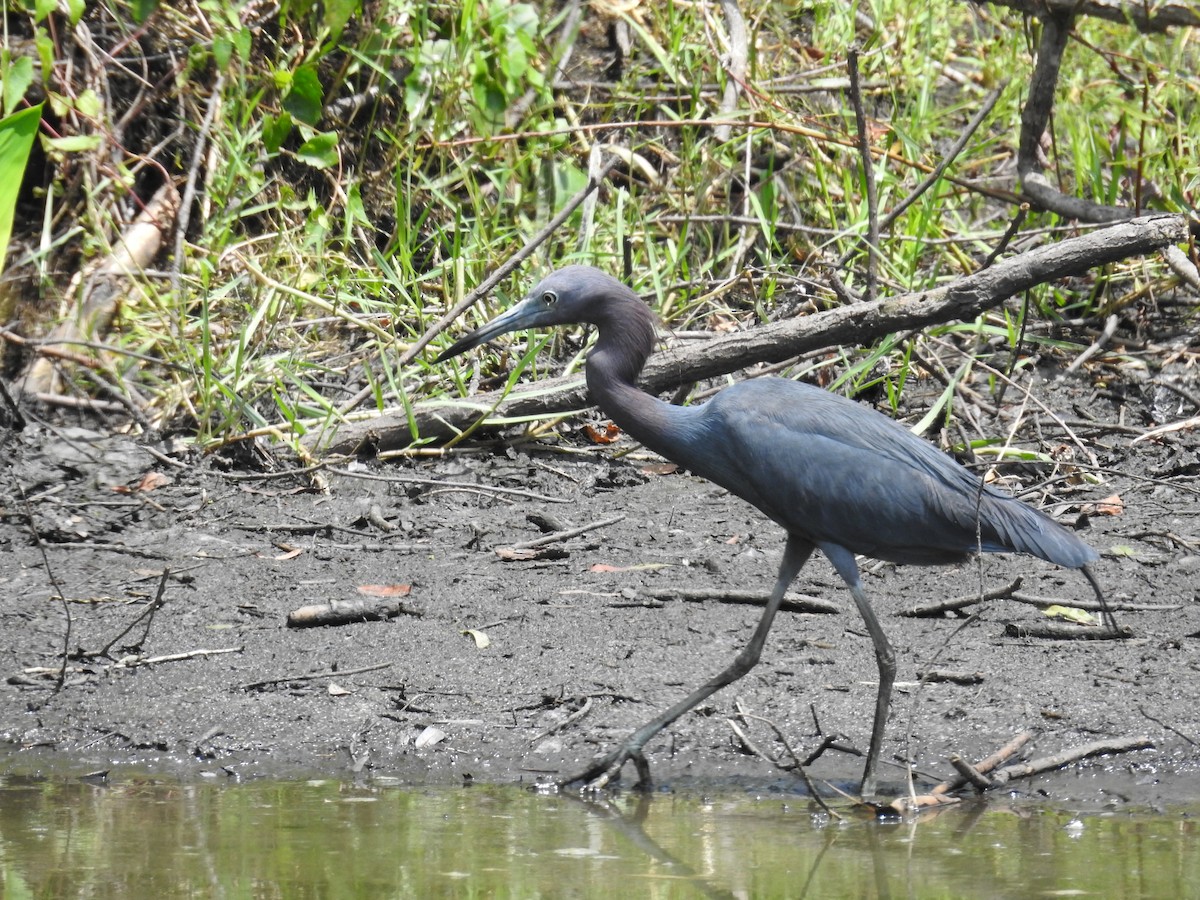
[1081,563,1119,632]
[821,544,896,798]
[560,535,815,791]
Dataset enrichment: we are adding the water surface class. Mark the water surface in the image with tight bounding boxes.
[1,768,1196,898]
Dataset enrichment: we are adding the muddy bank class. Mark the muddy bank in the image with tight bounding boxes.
[1,408,1198,806]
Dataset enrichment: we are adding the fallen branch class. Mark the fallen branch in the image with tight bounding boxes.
[113,647,243,668]
[988,735,1153,786]
[1004,621,1135,640]
[17,182,180,397]
[962,0,1200,33]
[932,730,1034,795]
[890,731,1152,811]
[287,597,422,628]
[639,587,840,615]
[314,215,1189,455]
[900,577,1022,617]
[16,646,244,681]
[919,669,985,685]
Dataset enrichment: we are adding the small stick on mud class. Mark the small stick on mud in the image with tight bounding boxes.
[114,647,243,668]
[918,670,985,686]
[500,514,625,553]
[642,587,840,615]
[894,732,1152,812]
[287,597,422,628]
[96,568,170,657]
[900,578,1022,617]
[947,754,994,792]
[725,701,842,819]
[1009,591,1180,613]
[240,661,393,692]
[1138,706,1200,748]
[1004,621,1135,640]
[931,730,1035,796]
[529,696,593,746]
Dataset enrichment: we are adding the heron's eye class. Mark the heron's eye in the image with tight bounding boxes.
[542,290,557,306]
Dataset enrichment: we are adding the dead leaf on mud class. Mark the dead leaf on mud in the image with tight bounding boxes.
[270,547,303,561]
[328,682,351,696]
[357,583,412,597]
[1042,605,1098,625]
[463,628,491,649]
[589,562,670,573]
[415,726,446,749]
[494,546,569,561]
[640,462,678,476]
[112,471,172,493]
[1083,493,1125,516]
[583,422,621,444]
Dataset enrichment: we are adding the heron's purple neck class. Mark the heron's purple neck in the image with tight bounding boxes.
[584,293,689,456]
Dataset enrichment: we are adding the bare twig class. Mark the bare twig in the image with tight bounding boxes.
[15,482,72,695]
[881,81,1009,232]
[714,0,749,143]
[640,587,840,615]
[96,569,170,656]
[503,514,625,551]
[900,577,1022,617]
[846,47,880,303]
[240,661,393,691]
[529,696,593,746]
[1139,705,1200,748]
[395,155,621,369]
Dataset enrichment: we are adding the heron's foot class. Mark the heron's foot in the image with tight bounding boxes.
[558,746,652,792]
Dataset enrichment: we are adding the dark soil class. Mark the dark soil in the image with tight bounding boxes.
[2,376,1200,807]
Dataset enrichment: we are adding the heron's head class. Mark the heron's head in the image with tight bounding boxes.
[436,266,633,362]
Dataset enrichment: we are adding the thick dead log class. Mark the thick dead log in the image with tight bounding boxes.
[18,182,180,397]
[963,0,1200,32]
[310,214,1189,456]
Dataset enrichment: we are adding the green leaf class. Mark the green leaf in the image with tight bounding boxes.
[213,35,233,70]
[262,112,293,153]
[34,0,55,22]
[0,104,43,274]
[42,133,102,153]
[64,0,85,24]
[2,56,34,117]
[234,27,252,63]
[323,0,358,42]
[128,0,159,24]
[282,64,323,126]
[296,131,338,168]
[75,89,103,119]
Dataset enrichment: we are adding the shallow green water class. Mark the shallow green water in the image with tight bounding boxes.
[1,770,1196,899]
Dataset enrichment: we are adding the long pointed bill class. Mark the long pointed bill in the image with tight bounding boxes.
[435,294,556,362]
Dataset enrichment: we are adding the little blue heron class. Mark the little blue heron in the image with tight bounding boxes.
[438,265,1111,796]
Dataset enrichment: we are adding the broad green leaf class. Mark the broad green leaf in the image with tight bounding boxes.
[296,131,338,168]
[262,112,292,153]
[0,104,43,273]
[282,64,323,125]
[129,0,158,24]
[2,56,34,117]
